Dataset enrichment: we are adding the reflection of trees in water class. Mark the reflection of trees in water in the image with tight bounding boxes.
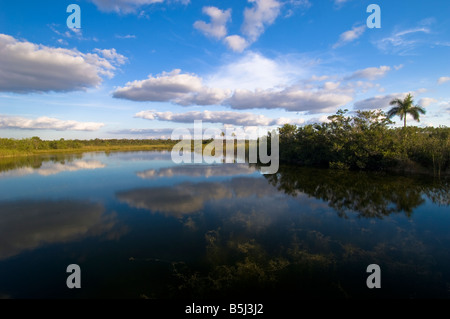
[155,166,450,299]
[422,182,450,206]
[0,153,84,173]
[264,166,450,218]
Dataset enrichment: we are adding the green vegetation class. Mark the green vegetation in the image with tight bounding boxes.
[0,137,178,157]
[277,109,450,175]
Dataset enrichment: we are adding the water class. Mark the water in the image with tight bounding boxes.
[0,151,449,299]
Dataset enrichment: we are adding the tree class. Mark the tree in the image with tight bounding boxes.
[387,94,426,128]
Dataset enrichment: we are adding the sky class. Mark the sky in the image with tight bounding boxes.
[0,0,449,140]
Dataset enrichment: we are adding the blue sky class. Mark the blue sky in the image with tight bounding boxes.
[0,0,449,139]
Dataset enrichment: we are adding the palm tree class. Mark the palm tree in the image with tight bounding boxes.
[387,93,426,128]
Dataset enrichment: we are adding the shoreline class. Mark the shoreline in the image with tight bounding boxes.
[0,144,176,159]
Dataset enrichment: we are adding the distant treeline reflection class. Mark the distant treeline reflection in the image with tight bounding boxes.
[0,153,84,174]
[264,165,450,218]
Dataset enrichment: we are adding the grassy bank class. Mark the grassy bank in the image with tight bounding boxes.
[0,137,178,158]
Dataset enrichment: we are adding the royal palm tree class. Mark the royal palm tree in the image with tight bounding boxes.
[387,93,426,128]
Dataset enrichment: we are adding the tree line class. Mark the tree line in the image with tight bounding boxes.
[277,106,449,175]
[0,137,177,156]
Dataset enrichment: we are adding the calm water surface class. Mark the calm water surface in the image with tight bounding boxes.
[0,151,449,299]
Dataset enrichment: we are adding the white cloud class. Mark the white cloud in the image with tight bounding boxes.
[115,34,137,39]
[0,115,104,131]
[438,101,450,114]
[375,27,431,55]
[113,69,231,105]
[415,88,428,94]
[418,98,437,107]
[135,110,306,126]
[113,69,202,101]
[114,52,352,113]
[224,35,249,53]
[57,39,68,45]
[306,115,331,124]
[437,77,450,85]
[242,0,282,43]
[353,93,408,110]
[334,0,351,5]
[116,53,416,115]
[333,25,366,48]
[207,52,306,91]
[0,34,125,93]
[275,117,305,125]
[110,128,176,138]
[94,48,127,65]
[226,87,352,113]
[194,6,231,39]
[199,0,308,52]
[89,0,189,14]
[346,66,391,81]
[323,82,341,90]
[285,0,311,17]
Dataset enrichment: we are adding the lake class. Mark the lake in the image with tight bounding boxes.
[0,151,449,299]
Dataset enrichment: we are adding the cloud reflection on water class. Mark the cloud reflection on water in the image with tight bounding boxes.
[137,164,257,179]
[0,200,122,260]
[0,160,105,178]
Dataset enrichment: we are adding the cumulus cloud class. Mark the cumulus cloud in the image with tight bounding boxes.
[226,86,352,113]
[116,53,411,113]
[353,93,408,110]
[109,128,177,139]
[0,34,125,93]
[94,48,127,65]
[0,115,104,131]
[438,77,450,85]
[208,52,305,91]
[333,25,366,49]
[194,6,231,39]
[242,0,282,43]
[135,110,306,126]
[115,57,352,113]
[346,66,391,81]
[116,52,307,104]
[89,0,189,14]
[113,69,231,105]
[195,0,307,52]
[418,98,437,107]
[224,35,249,53]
